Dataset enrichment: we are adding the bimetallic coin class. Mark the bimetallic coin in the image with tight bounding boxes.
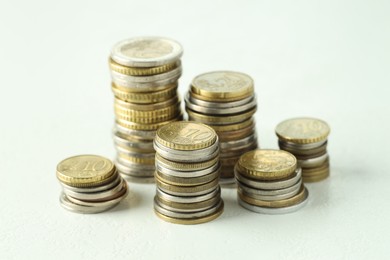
[275,117,330,144]
[112,75,180,91]
[298,153,329,168]
[237,184,301,201]
[156,161,220,178]
[116,161,155,176]
[111,66,182,83]
[238,178,302,197]
[156,177,219,197]
[110,37,183,67]
[59,172,120,193]
[120,173,155,183]
[155,153,219,172]
[109,58,179,76]
[59,193,119,214]
[188,93,255,108]
[114,124,156,140]
[153,136,218,157]
[219,133,257,149]
[156,195,220,213]
[187,107,256,125]
[112,82,177,103]
[116,158,155,171]
[278,139,327,150]
[156,187,220,204]
[113,131,154,152]
[155,165,220,186]
[116,113,183,131]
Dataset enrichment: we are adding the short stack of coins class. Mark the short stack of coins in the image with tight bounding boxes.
[153,121,224,224]
[56,155,128,214]
[109,37,183,182]
[235,149,309,214]
[275,117,331,182]
[185,71,258,184]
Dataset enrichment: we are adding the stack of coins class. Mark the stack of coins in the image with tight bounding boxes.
[275,117,331,182]
[56,155,128,214]
[109,37,183,182]
[153,121,224,224]
[185,71,258,184]
[235,149,309,214]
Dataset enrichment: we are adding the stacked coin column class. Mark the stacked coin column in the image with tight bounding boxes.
[109,37,183,182]
[153,122,224,224]
[185,71,258,184]
[275,118,331,182]
[235,150,308,214]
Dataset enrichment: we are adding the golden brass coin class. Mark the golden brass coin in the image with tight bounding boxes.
[220,156,240,167]
[115,112,180,124]
[210,118,254,132]
[155,121,217,151]
[302,164,330,177]
[155,153,219,171]
[302,169,330,182]
[111,83,177,103]
[114,96,178,111]
[156,177,219,194]
[217,124,255,142]
[56,155,116,187]
[187,107,256,125]
[154,167,220,186]
[117,153,155,165]
[109,58,179,76]
[114,102,179,118]
[190,71,254,101]
[237,149,297,180]
[116,113,183,130]
[154,201,224,225]
[276,117,330,144]
[238,186,307,208]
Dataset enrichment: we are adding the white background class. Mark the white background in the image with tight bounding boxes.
[1,0,389,259]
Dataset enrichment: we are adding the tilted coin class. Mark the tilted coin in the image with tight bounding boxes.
[59,193,119,214]
[109,58,179,76]
[110,65,182,83]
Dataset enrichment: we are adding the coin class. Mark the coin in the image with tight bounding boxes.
[156,195,220,213]
[109,58,179,76]
[187,107,256,125]
[156,177,219,197]
[112,82,177,103]
[155,165,220,186]
[155,153,219,172]
[156,187,220,204]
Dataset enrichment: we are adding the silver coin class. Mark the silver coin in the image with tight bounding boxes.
[115,145,155,158]
[235,167,302,190]
[155,153,219,172]
[238,178,302,197]
[237,188,309,214]
[188,93,255,108]
[113,131,154,151]
[153,136,219,157]
[63,177,125,201]
[157,184,218,197]
[156,187,220,204]
[120,173,155,183]
[59,173,121,193]
[111,64,182,83]
[59,193,119,214]
[114,124,156,140]
[116,158,155,171]
[298,153,328,168]
[185,95,257,115]
[156,196,219,213]
[279,141,327,156]
[155,161,220,178]
[219,134,257,149]
[279,140,327,150]
[110,37,183,67]
[154,197,223,219]
[116,161,155,177]
[111,73,180,90]
[237,184,301,201]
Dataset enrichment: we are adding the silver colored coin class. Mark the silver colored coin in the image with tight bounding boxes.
[238,178,302,197]
[157,184,217,197]
[116,161,155,177]
[219,134,257,149]
[235,167,302,190]
[116,158,155,171]
[154,197,223,219]
[188,93,255,108]
[62,177,124,201]
[279,140,327,150]
[114,124,156,140]
[185,95,257,115]
[156,196,219,213]
[115,145,155,158]
[59,193,119,214]
[237,184,301,201]
[113,131,154,151]
[111,74,180,90]
[153,137,219,157]
[59,173,121,193]
[155,153,219,172]
[120,173,155,183]
[279,141,327,156]
[111,65,182,83]
[237,188,309,215]
[156,161,220,178]
[298,153,328,168]
[156,187,220,204]
[110,37,183,67]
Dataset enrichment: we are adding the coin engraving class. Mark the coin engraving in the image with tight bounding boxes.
[193,71,252,93]
[121,39,173,59]
[239,150,296,174]
[57,155,113,179]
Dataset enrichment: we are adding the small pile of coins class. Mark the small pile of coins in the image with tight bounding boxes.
[109,37,183,182]
[153,121,224,224]
[275,117,331,182]
[56,155,128,214]
[235,149,308,214]
[185,71,258,184]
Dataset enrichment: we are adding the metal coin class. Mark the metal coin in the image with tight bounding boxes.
[188,93,255,108]
[155,153,219,172]
[59,193,119,214]
[155,165,220,186]
[114,124,156,140]
[155,161,220,178]
[156,195,220,213]
[156,187,220,204]
[298,153,328,168]
[237,183,301,201]
[238,178,302,197]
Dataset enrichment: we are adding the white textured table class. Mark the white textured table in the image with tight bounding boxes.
[1,0,389,259]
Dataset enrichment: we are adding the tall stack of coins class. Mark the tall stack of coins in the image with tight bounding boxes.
[185,71,258,184]
[153,121,224,224]
[56,155,128,214]
[235,150,308,214]
[109,37,183,182]
[275,117,331,182]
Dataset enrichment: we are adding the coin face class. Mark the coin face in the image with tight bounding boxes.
[111,37,183,67]
[191,71,254,100]
[275,117,330,144]
[56,155,115,185]
[238,149,297,179]
[156,121,217,150]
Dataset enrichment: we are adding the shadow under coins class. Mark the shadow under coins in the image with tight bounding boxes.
[110,189,142,212]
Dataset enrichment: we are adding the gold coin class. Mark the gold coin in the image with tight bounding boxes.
[155,121,217,151]
[209,118,254,132]
[154,167,220,186]
[111,83,177,103]
[237,149,297,180]
[187,107,256,125]
[302,169,329,182]
[56,155,115,187]
[155,153,219,171]
[116,113,183,130]
[154,201,224,225]
[156,195,220,211]
[238,186,307,208]
[109,58,179,76]
[114,102,180,118]
[302,164,330,176]
[190,71,254,101]
[156,177,219,194]
[117,153,155,165]
[114,96,178,111]
[115,111,180,124]
[275,117,330,144]
[217,124,255,142]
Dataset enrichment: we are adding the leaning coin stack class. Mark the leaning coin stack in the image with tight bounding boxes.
[56,155,128,214]
[185,71,258,184]
[275,117,331,182]
[109,37,183,182]
[235,149,309,214]
[153,121,224,224]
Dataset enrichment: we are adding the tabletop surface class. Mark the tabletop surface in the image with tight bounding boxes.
[1,0,389,259]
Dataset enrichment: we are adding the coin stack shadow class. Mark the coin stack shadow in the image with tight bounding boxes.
[153,121,224,224]
[235,150,309,214]
[275,118,331,182]
[109,37,183,182]
[185,71,258,184]
[56,155,128,214]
